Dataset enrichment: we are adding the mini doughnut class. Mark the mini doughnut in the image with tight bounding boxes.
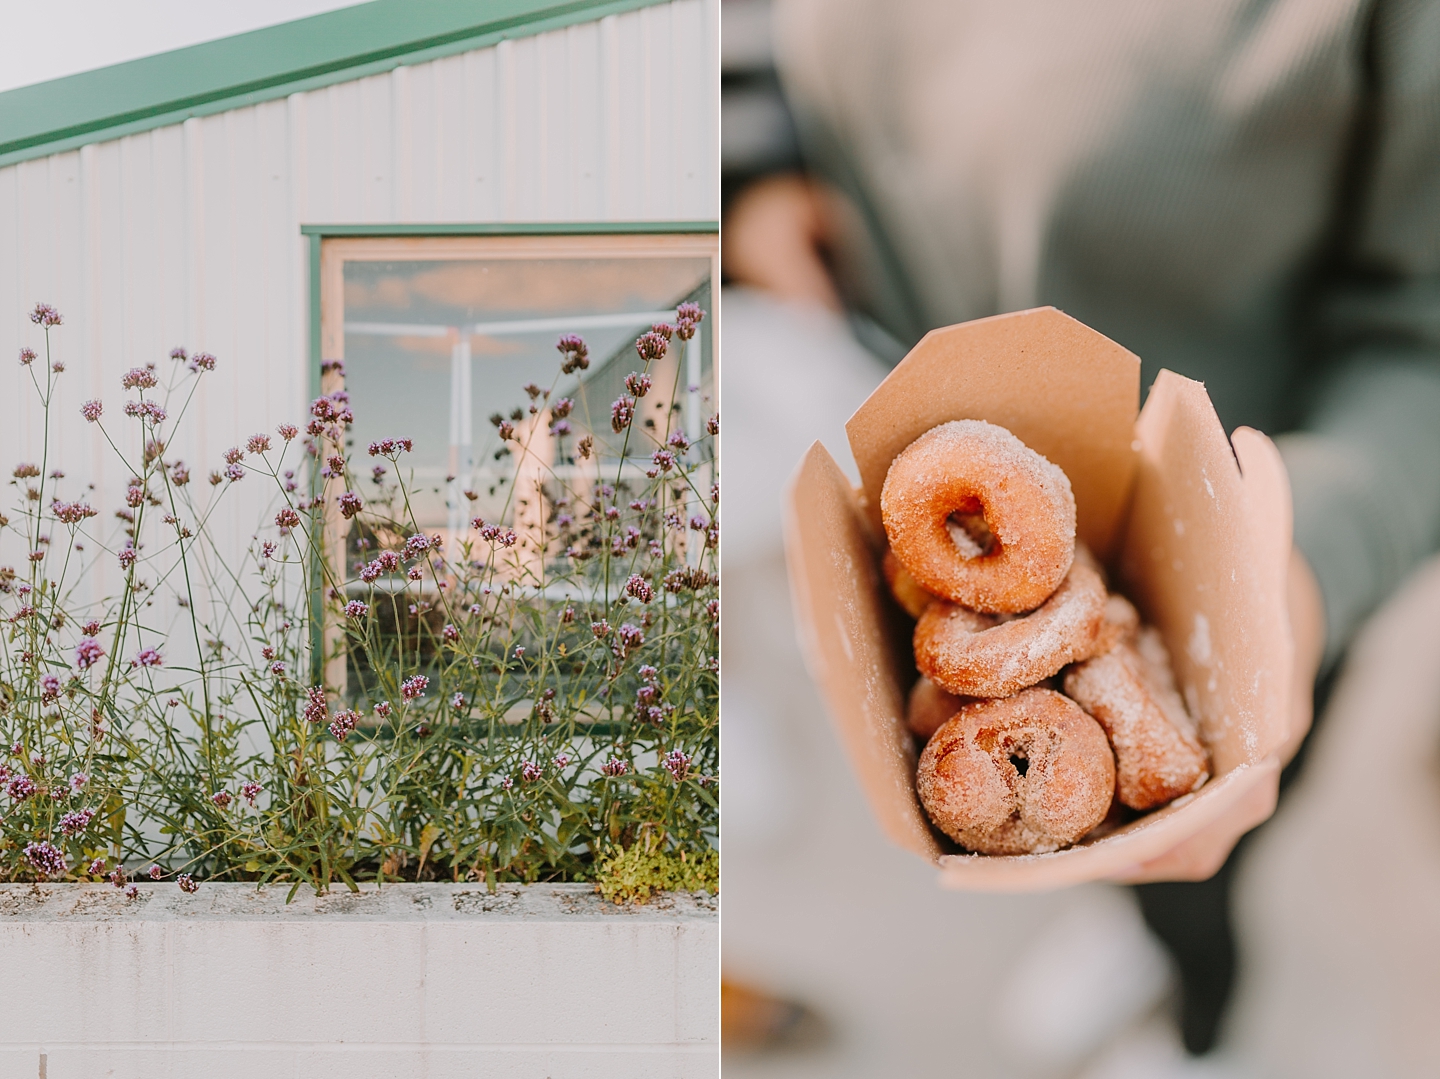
[1063,630,1209,811]
[880,420,1076,613]
[916,688,1115,854]
[913,562,1108,698]
[907,676,970,740]
[1095,592,1140,655]
[882,548,936,619]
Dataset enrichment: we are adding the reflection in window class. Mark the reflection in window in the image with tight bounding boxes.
[341,255,712,548]
[321,238,716,700]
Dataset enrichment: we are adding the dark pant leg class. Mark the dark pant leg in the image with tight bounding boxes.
[1131,663,1342,1055]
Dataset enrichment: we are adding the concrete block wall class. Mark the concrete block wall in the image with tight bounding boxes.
[0,882,717,1078]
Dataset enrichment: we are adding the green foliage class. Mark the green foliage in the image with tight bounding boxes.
[593,840,718,905]
[0,306,717,898]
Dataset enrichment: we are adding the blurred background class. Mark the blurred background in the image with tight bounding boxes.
[719,0,1440,1076]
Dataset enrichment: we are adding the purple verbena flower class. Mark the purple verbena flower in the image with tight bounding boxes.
[374,701,392,719]
[81,399,103,422]
[30,303,63,327]
[277,422,299,441]
[131,648,162,669]
[241,781,261,806]
[401,675,429,701]
[275,507,301,530]
[210,790,232,809]
[328,709,360,741]
[19,347,36,365]
[625,372,652,398]
[303,685,328,724]
[614,623,645,657]
[7,775,36,801]
[635,332,667,362]
[246,434,271,455]
[520,760,542,782]
[121,367,157,390]
[189,352,216,372]
[625,574,654,603]
[557,334,589,373]
[345,600,369,619]
[24,841,66,877]
[601,757,629,777]
[59,808,95,837]
[74,637,105,669]
[611,396,635,433]
[661,749,691,782]
[339,491,363,519]
[177,874,199,893]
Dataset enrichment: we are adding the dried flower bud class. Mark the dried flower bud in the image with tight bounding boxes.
[611,396,635,433]
[557,334,590,373]
[635,331,668,362]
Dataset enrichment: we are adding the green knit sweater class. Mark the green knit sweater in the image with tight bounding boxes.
[775,0,1440,659]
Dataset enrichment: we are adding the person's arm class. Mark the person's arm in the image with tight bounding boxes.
[1277,0,1440,667]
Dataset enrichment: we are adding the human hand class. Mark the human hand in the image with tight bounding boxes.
[1111,548,1326,883]
[723,174,841,310]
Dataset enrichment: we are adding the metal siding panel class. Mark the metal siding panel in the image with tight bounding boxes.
[564,20,605,221]
[0,0,716,569]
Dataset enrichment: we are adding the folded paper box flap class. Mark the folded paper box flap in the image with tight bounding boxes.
[784,308,1295,890]
[844,307,1142,560]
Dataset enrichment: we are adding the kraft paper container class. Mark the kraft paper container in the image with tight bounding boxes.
[784,307,1295,891]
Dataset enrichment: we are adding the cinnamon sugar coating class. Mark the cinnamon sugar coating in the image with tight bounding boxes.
[913,563,1108,698]
[880,420,1076,613]
[882,548,936,619]
[1095,592,1140,655]
[1063,631,1209,810]
[916,689,1115,854]
[907,675,969,740]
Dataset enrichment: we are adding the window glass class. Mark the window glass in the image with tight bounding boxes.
[339,249,712,548]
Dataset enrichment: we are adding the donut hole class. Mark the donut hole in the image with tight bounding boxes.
[945,500,997,559]
[1008,752,1029,777]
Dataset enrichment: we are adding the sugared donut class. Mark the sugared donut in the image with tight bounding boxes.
[916,688,1115,854]
[913,562,1108,698]
[1063,630,1209,811]
[907,676,969,740]
[880,420,1076,613]
[882,548,936,619]
[1095,592,1140,655]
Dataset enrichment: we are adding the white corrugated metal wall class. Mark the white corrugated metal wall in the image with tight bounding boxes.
[0,0,717,610]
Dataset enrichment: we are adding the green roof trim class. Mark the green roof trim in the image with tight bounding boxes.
[0,0,666,168]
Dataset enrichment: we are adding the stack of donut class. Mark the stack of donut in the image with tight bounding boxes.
[880,420,1209,855]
